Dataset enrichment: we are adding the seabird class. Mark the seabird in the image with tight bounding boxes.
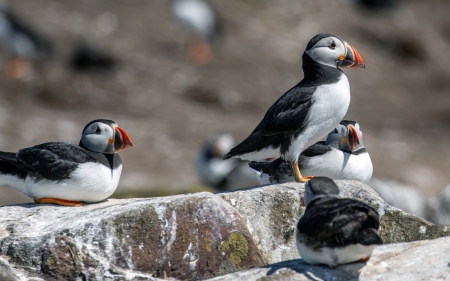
[0,119,132,206]
[224,34,365,182]
[296,177,383,268]
[171,0,223,65]
[249,120,373,184]
[196,132,259,190]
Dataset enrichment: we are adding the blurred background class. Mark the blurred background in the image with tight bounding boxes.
[0,0,449,223]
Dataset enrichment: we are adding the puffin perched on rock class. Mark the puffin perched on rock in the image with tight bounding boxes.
[224,34,365,182]
[296,177,383,268]
[249,120,372,184]
[0,119,132,206]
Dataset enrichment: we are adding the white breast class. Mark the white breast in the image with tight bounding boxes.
[287,74,350,162]
[4,163,122,203]
[302,149,373,183]
[296,240,375,267]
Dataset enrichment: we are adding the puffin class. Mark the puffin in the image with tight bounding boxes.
[223,34,365,182]
[0,1,52,79]
[196,132,259,191]
[249,120,373,185]
[296,177,383,268]
[0,119,132,206]
[171,0,223,65]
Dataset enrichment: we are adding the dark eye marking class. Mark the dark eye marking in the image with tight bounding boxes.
[329,42,336,49]
[334,128,338,133]
[96,126,101,134]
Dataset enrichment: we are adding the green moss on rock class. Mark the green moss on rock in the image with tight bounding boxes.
[219,232,249,268]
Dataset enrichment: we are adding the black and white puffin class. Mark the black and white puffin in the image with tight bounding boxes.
[249,120,373,184]
[196,132,259,191]
[171,0,223,65]
[0,119,132,206]
[0,1,52,79]
[296,177,383,268]
[223,34,365,182]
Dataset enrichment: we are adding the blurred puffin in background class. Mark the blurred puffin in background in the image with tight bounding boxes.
[196,133,259,191]
[0,0,52,80]
[171,0,223,65]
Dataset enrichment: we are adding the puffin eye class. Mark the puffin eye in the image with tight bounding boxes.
[334,128,338,134]
[95,127,101,134]
[329,42,336,49]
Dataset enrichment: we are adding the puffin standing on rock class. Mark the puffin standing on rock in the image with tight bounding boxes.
[296,177,383,268]
[0,119,132,206]
[249,120,373,184]
[223,34,365,182]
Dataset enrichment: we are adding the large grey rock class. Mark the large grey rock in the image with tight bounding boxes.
[219,180,450,264]
[0,193,264,281]
[206,236,450,281]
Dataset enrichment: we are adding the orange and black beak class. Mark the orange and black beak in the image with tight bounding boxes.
[113,125,133,152]
[347,124,360,151]
[340,42,365,68]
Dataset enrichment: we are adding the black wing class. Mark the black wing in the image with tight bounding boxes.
[224,84,315,158]
[14,142,97,181]
[248,158,285,174]
[297,198,383,247]
[300,142,331,157]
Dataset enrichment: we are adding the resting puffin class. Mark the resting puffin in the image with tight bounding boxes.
[223,34,365,182]
[249,120,373,184]
[171,0,223,65]
[296,177,383,268]
[0,119,132,206]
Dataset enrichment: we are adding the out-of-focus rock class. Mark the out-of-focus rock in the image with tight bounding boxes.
[219,181,450,264]
[0,194,264,280]
[369,178,427,218]
[206,236,450,281]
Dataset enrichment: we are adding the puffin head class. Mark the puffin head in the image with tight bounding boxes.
[326,120,365,153]
[304,34,365,68]
[303,177,340,207]
[80,119,133,154]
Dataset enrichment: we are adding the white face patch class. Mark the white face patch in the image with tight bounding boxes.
[81,122,114,153]
[305,36,346,68]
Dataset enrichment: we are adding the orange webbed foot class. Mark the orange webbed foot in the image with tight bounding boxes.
[34,198,83,207]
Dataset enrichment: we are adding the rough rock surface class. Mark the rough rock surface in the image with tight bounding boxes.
[219,180,450,264]
[0,194,264,281]
[1,181,449,280]
[207,236,450,281]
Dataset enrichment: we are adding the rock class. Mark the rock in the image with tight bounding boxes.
[0,193,264,281]
[219,180,450,264]
[206,236,450,281]
[369,178,427,218]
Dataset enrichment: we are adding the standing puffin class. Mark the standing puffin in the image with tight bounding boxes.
[223,34,365,182]
[171,0,223,65]
[249,120,373,184]
[296,177,383,268]
[0,119,132,206]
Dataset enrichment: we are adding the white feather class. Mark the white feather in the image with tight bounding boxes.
[286,74,350,162]
[1,163,122,203]
[296,240,374,267]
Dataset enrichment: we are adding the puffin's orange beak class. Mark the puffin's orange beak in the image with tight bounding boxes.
[340,41,365,68]
[348,124,360,150]
[113,125,133,151]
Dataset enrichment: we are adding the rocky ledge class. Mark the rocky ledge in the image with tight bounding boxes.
[0,181,449,281]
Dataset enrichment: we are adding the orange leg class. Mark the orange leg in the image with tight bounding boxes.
[34,198,83,207]
[290,161,314,183]
[358,256,370,263]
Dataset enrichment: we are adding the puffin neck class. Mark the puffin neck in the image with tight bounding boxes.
[301,53,343,85]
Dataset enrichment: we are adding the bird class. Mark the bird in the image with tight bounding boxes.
[249,120,373,185]
[223,34,365,182]
[69,41,116,72]
[296,177,383,268]
[0,119,132,206]
[171,0,223,65]
[0,0,52,79]
[196,132,259,191]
